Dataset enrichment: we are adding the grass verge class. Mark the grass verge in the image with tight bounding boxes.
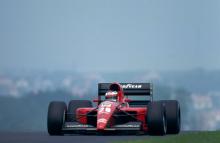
[114,131,220,143]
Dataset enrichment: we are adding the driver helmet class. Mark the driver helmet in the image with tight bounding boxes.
[105,90,118,101]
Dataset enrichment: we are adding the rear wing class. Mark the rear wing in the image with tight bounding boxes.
[98,83,153,106]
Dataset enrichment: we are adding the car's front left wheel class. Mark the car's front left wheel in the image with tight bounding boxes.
[47,101,67,135]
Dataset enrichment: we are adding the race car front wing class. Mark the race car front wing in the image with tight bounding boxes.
[62,121,142,133]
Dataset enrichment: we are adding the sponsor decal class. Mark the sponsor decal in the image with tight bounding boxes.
[100,101,112,107]
[116,124,140,128]
[122,84,142,89]
[97,118,107,123]
[66,124,89,128]
[105,91,118,96]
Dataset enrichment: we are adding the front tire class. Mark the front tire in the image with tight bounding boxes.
[147,101,167,135]
[47,101,67,135]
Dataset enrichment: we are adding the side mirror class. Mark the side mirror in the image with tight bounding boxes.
[93,99,99,102]
[124,98,132,102]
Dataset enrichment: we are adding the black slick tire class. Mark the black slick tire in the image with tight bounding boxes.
[47,101,67,135]
[147,101,167,135]
[161,100,181,134]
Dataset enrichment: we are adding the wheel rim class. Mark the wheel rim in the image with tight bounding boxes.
[177,108,181,131]
[62,109,66,124]
[163,114,167,134]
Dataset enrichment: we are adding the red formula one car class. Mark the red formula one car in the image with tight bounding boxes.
[47,83,181,135]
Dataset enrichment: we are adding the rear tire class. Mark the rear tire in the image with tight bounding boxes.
[47,101,67,135]
[66,100,92,122]
[161,100,181,134]
[147,101,167,135]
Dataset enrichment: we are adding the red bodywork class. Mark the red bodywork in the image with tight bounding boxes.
[76,82,148,131]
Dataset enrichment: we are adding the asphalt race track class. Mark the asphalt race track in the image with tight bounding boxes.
[0,132,169,143]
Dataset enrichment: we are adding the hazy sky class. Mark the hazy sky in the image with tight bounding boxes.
[0,0,220,72]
